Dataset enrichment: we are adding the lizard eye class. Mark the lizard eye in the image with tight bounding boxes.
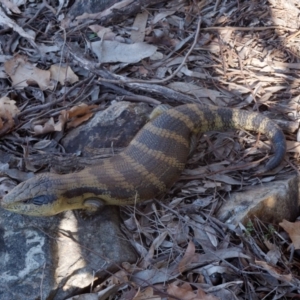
[24,195,56,206]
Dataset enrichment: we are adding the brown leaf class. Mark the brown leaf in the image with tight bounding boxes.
[140,231,168,268]
[56,110,68,131]
[286,140,300,154]
[66,103,97,128]
[0,96,20,135]
[94,270,129,294]
[0,0,21,14]
[133,287,161,300]
[178,241,196,274]
[167,282,194,300]
[255,260,293,282]
[264,239,281,265]
[279,219,300,249]
[33,118,56,135]
[49,65,78,85]
[89,25,117,41]
[0,97,19,118]
[196,289,219,300]
[4,54,51,90]
[167,282,218,300]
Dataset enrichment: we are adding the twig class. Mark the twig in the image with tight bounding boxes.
[42,0,56,14]
[202,25,294,31]
[62,17,202,86]
[24,3,46,27]
[97,17,202,85]
[40,262,46,300]
[18,75,96,117]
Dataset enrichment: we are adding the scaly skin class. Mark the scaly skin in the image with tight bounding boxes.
[1,104,286,216]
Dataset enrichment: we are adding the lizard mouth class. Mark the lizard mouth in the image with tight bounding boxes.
[1,194,59,216]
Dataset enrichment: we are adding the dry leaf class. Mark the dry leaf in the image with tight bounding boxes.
[167,282,195,300]
[67,103,94,118]
[33,118,57,135]
[279,219,300,249]
[133,287,161,300]
[196,289,219,300]
[264,239,281,265]
[167,282,218,300]
[256,260,293,282]
[89,25,117,41]
[152,10,176,24]
[0,0,21,13]
[4,55,51,90]
[90,40,157,63]
[0,8,35,40]
[65,103,97,129]
[66,284,120,300]
[33,112,67,135]
[178,241,196,274]
[168,82,223,102]
[91,270,129,298]
[204,225,218,248]
[190,221,217,250]
[141,231,168,268]
[286,140,300,154]
[49,65,79,85]
[104,270,128,286]
[0,96,20,135]
[0,96,19,118]
[131,11,148,43]
[76,0,134,20]
[57,110,68,131]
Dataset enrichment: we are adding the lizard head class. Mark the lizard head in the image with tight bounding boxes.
[1,173,106,216]
[1,173,64,216]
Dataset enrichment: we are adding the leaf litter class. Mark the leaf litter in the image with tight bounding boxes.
[0,0,300,299]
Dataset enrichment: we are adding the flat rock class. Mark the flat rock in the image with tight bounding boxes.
[0,210,57,300]
[0,207,137,300]
[217,176,299,224]
[53,207,137,299]
[0,102,152,299]
[69,0,121,17]
[62,101,152,156]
